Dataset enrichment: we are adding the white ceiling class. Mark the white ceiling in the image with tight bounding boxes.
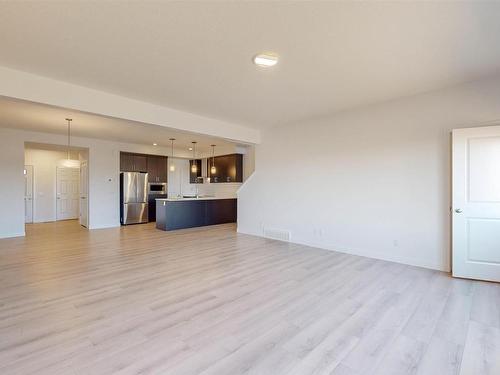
[0,97,238,154]
[1,2,500,129]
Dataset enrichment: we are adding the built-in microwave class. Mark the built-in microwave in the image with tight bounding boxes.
[148,182,167,195]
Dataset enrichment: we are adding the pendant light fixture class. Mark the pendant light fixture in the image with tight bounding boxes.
[169,138,176,172]
[191,141,198,173]
[60,118,80,168]
[210,145,216,175]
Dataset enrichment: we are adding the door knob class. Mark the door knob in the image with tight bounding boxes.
[455,208,463,213]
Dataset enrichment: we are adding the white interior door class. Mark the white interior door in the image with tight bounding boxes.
[56,167,80,221]
[79,161,88,228]
[452,125,500,282]
[24,165,33,223]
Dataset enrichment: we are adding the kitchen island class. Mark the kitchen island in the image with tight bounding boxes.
[156,197,237,231]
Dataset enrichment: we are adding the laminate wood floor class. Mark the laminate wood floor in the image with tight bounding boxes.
[0,220,499,375]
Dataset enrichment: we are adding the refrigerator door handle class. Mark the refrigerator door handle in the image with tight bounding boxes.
[136,172,148,203]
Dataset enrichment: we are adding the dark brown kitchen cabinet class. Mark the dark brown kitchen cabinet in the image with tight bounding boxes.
[208,153,243,183]
[189,159,202,183]
[147,155,168,183]
[120,152,148,172]
[120,152,134,171]
[133,155,147,172]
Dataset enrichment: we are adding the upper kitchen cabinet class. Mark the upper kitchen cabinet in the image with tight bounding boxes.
[209,154,243,183]
[189,159,202,183]
[120,152,148,172]
[120,152,134,171]
[147,155,168,183]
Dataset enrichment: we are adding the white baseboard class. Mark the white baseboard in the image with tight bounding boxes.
[88,223,120,230]
[0,231,25,239]
[237,228,449,272]
[310,241,449,272]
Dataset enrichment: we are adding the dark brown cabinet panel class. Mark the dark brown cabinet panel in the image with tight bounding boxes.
[120,152,148,172]
[157,156,167,182]
[146,155,155,177]
[206,199,237,224]
[120,152,134,171]
[134,155,148,172]
[208,154,243,183]
[148,193,168,222]
[189,159,202,183]
[147,155,168,183]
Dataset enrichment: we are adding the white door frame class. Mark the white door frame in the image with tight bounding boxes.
[24,165,34,223]
[79,160,89,228]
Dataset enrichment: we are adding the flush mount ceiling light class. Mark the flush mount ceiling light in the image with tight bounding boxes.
[152,143,157,146]
[253,53,278,67]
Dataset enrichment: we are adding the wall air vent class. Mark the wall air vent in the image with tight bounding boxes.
[263,228,291,242]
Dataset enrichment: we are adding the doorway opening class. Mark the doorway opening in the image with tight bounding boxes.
[24,142,89,229]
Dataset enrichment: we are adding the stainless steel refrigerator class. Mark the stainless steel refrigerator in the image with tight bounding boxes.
[120,172,148,225]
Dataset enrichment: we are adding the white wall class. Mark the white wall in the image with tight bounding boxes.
[167,158,191,197]
[0,66,260,144]
[238,75,500,272]
[0,131,25,238]
[242,145,255,181]
[24,148,80,222]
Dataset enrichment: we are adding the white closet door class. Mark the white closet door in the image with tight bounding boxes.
[56,167,80,220]
[452,125,500,282]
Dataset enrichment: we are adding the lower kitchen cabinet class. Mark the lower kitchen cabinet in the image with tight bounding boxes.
[156,198,237,231]
[148,193,168,222]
